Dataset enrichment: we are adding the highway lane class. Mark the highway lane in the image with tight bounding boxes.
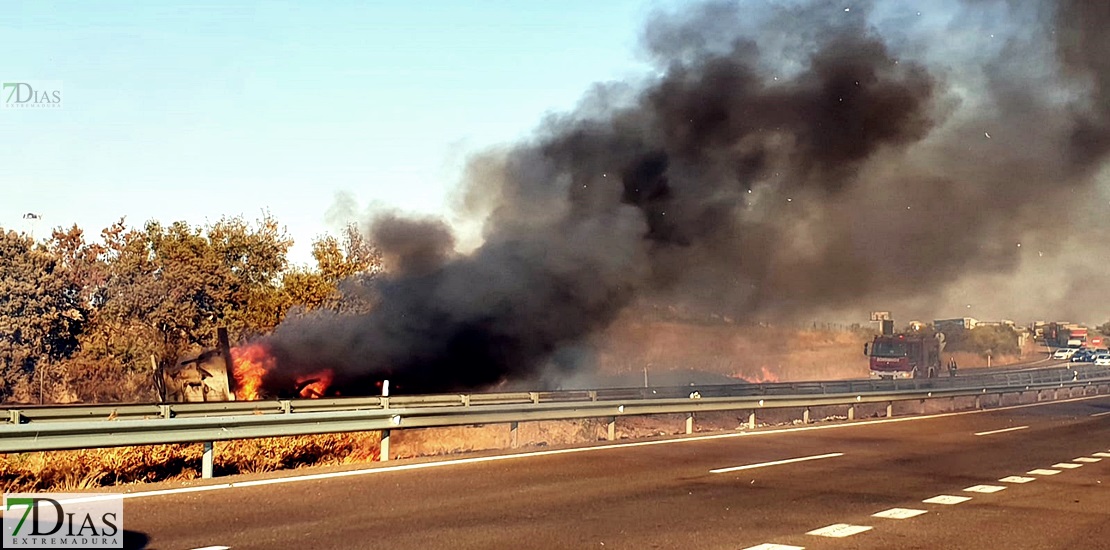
[115,394,1110,550]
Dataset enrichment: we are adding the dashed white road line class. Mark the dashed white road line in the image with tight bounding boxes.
[964,485,1006,494]
[872,508,928,519]
[999,476,1036,484]
[189,547,230,550]
[1027,469,1061,476]
[710,452,844,474]
[1092,452,1110,458]
[923,495,972,505]
[741,544,805,550]
[806,524,873,538]
[1073,457,1102,463]
[1089,411,1110,417]
[974,425,1029,436]
[1052,463,1083,469]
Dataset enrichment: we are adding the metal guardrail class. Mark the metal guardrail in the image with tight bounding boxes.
[2,363,1108,478]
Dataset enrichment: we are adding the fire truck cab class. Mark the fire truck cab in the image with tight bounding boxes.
[865,332,944,380]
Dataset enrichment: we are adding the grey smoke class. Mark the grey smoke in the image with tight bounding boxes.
[261,0,1110,394]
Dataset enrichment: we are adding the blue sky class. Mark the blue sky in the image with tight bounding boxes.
[0,1,662,263]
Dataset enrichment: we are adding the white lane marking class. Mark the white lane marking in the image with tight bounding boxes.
[923,495,972,505]
[1027,469,1061,476]
[806,524,873,538]
[1090,411,1110,417]
[999,476,1036,484]
[872,508,928,519]
[741,544,805,550]
[1073,457,1102,463]
[190,547,230,550]
[48,392,1110,504]
[1092,452,1110,458]
[1052,463,1083,469]
[964,485,1006,493]
[974,425,1029,436]
[710,453,844,474]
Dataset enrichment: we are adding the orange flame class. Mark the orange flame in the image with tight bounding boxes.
[295,370,335,399]
[730,366,781,384]
[231,343,276,401]
[230,343,335,400]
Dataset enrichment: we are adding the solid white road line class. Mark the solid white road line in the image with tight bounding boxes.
[999,476,1036,484]
[189,547,230,550]
[1089,411,1110,417]
[922,495,972,505]
[50,391,1110,505]
[806,524,872,538]
[710,452,844,474]
[964,485,1006,494]
[974,425,1029,436]
[1027,469,1061,475]
[872,508,928,519]
[741,544,805,550]
[1052,463,1083,469]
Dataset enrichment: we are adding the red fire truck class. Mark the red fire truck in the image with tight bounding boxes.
[865,332,945,379]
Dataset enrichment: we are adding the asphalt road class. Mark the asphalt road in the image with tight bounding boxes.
[112,394,1110,550]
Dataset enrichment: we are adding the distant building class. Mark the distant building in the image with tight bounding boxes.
[934,317,978,335]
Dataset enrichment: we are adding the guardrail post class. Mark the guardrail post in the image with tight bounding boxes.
[847,404,855,421]
[159,405,172,419]
[510,421,519,448]
[588,391,597,402]
[461,395,471,407]
[7,410,19,424]
[380,430,391,461]
[886,402,893,418]
[748,411,756,430]
[919,399,926,415]
[202,442,214,479]
[607,418,616,441]
[803,407,811,424]
[949,396,956,411]
[974,395,981,409]
[530,392,540,404]
[685,413,694,435]
[1054,388,1059,400]
[280,400,292,414]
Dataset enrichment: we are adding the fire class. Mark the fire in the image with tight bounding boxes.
[230,342,335,400]
[231,343,275,401]
[295,370,335,399]
[730,366,781,384]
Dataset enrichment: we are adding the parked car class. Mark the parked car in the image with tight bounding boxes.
[1054,348,1078,360]
[1073,349,1096,362]
[1095,354,1110,366]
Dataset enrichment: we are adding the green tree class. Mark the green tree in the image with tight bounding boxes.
[282,223,382,316]
[0,229,85,402]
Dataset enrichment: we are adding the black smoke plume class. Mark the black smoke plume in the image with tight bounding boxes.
[260,1,1110,395]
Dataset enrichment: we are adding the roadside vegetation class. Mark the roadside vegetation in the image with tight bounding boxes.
[0,217,381,404]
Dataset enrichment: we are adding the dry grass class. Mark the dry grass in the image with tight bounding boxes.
[0,432,380,493]
[597,317,873,382]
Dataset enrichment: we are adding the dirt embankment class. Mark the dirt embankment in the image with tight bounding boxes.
[593,316,873,383]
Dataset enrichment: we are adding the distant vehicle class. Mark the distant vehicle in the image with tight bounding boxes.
[1072,349,1096,362]
[865,332,944,379]
[1067,339,1083,349]
[1053,348,1078,360]
[1095,354,1110,366]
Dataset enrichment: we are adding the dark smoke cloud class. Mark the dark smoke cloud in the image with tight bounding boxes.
[261,0,1110,394]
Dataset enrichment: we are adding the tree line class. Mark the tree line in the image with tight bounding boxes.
[0,215,381,404]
